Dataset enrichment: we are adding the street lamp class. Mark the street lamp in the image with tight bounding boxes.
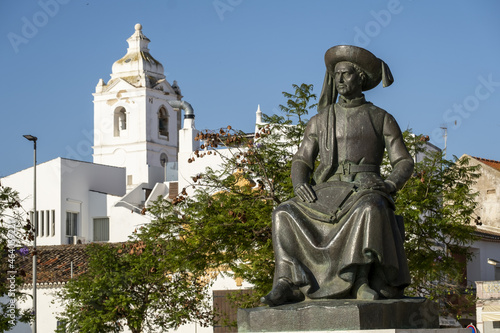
[23,134,37,333]
[487,258,500,281]
[487,258,499,266]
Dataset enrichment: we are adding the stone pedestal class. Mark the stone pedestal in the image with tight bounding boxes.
[238,298,439,332]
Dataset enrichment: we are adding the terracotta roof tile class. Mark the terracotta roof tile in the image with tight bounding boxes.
[16,244,89,285]
[472,156,500,171]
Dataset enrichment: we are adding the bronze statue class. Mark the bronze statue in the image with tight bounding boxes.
[261,45,414,306]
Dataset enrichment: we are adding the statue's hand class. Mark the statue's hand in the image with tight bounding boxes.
[366,179,396,194]
[383,180,397,194]
[295,183,317,203]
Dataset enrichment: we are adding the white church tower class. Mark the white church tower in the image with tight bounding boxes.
[93,24,185,191]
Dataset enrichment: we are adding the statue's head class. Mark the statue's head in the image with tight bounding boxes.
[334,61,365,99]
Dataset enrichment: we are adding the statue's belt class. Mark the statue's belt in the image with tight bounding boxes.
[334,163,380,175]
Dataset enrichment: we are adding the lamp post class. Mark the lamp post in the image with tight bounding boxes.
[23,134,37,333]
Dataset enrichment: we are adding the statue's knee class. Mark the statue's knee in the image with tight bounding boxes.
[272,203,294,228]
[362,193,388,210]
[273,203,291,218]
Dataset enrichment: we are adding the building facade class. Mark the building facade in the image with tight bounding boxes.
[2,24,247,333]
[465,155,500,284]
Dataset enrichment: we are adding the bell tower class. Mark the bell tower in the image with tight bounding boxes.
[92,24,182,191]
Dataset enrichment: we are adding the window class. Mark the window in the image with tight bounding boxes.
[114,107,127,137]
[40,211,44,237]
[46,211,50,236]
[57,320,67,332]
[66,212,78,236]
[51,210,56,236]
[160,153,168,167]
[158,106,169,139]
[93,218,109,242]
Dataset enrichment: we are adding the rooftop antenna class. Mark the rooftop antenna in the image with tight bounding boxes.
[440,126,447,158]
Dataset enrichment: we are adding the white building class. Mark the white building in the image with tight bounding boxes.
[2,158,129,245]
[2,24,248,333]
[461,155,500,286]
[93,23,184,191]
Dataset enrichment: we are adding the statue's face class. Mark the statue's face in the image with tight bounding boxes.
[334,62,363,99]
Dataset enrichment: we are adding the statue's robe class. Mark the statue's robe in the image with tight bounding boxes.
[272,96,414,299]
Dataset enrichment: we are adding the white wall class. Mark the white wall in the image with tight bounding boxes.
[108,206,151,242]
[5,286,64,333]
[60,158,126,244]
[1,158,130,245]
[468,240,500,285]
[178,148,237,197]
[2,159,62,246]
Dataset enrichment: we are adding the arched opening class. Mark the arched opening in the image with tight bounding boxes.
[114,107,127,137]
[158,106,169,139]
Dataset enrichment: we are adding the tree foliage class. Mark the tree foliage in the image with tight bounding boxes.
[145,83,317,310]
[389,134,480,317]
[55,241,213,333]
[55,84,317,331]
[0,183,33,332]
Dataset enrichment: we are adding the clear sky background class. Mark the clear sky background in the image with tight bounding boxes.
[1,0,499,177]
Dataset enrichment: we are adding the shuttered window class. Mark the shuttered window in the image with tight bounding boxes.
[66,212,78,236]
[213,289,252,333]
[93,218,109,242]
[51,210,56,236]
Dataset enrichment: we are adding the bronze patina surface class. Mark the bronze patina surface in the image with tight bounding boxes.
[261,45,414,306]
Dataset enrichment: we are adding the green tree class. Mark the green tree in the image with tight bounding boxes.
[55,241,213,333]
[147,84,316,308]
[0,183,33,332]
[271,83,317,148]
[390,134,480,318]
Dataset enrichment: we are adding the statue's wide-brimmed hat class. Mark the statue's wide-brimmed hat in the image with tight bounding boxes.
[324,45,393,91]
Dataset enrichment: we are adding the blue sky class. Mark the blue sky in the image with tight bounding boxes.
[1,0,499,177]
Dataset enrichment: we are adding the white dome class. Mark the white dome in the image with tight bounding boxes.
[110,24,165,83]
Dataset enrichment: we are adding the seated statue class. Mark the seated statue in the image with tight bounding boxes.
[261,45,414,306]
